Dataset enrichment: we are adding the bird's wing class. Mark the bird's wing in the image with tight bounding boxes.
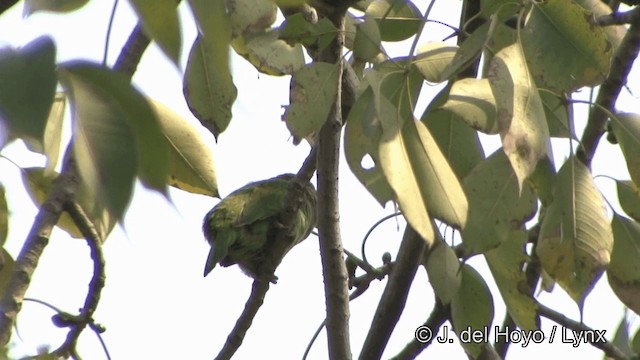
[203,229,235,276]
[234,179,289,227]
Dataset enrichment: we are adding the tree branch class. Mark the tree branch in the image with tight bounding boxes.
[577,10,640,166]
[389,299,449,360]
[0,21,152,348]
[0,154,79,347]
[538,303,628,360]
[50,201,107,358]
[314,4,352,359]
[358,227,426,360]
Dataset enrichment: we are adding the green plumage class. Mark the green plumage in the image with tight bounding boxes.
[202,174,317,282]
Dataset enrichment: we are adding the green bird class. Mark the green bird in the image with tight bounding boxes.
[202,174,317,282]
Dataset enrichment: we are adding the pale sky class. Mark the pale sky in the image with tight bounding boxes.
[0,1,638,359]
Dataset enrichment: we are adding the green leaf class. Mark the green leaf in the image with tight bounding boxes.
[365,0,422,42]
[528,154,556,207]
[232,30,305,76]
[574,0,624,50]
[485,230,539,330]
[0,37,56,151]
[353,16,381,62]
[461,149,538,256]
[148,100,219,198]
[60,62,170,220]
[284,62,339,143]
[42,93,65,174]
[425,241,461,305]
[128,0,181,66]
[610,316,634,357]
[227,0,277,38]
[23,0,89,15]
[280,13,338,53]
[0,185,7,246]
[521,0,613,92]
[488,42,549,191]
[344,87,395,206]
[440,18,496,81]
[537,156,613,309]
[184,36,237,140]
[451,264,494,358]
[413,42,458,83]
[421,87,485,180]
[617,180,640,222]
[439,78,498,134]
[540,91,573,138]
[610,113,640,189]
[608,215,640,315]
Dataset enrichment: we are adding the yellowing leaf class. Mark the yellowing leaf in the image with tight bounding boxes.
[284,63,339,143]
[23,0,89,15]
[232,30,305,76]
[537,156,613,309]
[439,78,498,134]
[485,230,539,330]
[227,0,276,37]
[353,16,381,62]
[149,100,219,198]
[488,42,549,191]
[413,42,458,83]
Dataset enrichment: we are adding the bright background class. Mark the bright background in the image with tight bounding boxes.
[0,1,638,359]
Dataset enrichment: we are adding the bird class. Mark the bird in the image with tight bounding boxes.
[202,173,317,283]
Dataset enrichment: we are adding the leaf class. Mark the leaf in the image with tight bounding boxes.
[521,0,613,92]
[128,0,181,66]
[344,87,395,206]
[440,18,497,81]
[425,241,461,305]
[439,78,498,134]
[184,36,237,140]
[232,30,305,76]
[379,114,468,244]
[0,37,56,152]
[365,0,422,42]
[0,185,7,246]
[0,249,14,298]
[59,62,170,220]
[227,0,276,38]
[609,317,634,357]
[485,230,539,330]
[413,42,458,83]
[421,87,485,180]
[537,156,613,309]
[22,168,116,240]
[608,215,640,315]
[353,16,381,62]
[23,0,89,15]
[451,264,494,358]
[42,93,65,174]
[461,149,538,256]
[616,180,640,222]
[280,13,338,53]
[574,0,624,50]
[528,154,556,207]
[488,42,549,191]
[610,113,640,189]
[284,63,339,142]
[540,91,573,138]
[148,100,219,197]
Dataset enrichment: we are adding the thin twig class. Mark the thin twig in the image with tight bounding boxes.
[358,227,426,360]
[389,299,449,360]
[538,303,628,360]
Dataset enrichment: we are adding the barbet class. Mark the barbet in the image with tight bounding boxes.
[202,174,317,282]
